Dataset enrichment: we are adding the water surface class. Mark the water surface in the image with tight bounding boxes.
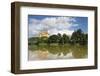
[28,44,87,60]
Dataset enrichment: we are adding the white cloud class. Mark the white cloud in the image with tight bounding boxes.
[48,29,74,36]
[28,16,78,37]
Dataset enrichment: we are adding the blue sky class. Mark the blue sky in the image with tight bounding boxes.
[28,15,88,38]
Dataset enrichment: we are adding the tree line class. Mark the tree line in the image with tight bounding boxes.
[28,29,88,45]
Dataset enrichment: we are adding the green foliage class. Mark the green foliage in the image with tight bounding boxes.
[28,29,88,45]
[62,34,69,44]
[71,29,88,45]
[57,33,69,44]
[40,37,48,43]
[28,37,40,45]
[48,35,59,43]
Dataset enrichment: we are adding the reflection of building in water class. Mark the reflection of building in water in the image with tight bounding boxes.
[37,50,49,59]
[39,31,49,37]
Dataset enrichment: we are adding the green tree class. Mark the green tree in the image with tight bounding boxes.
[71,29,87,45]
[48,35,59,44]
[62,34,69,44]
[80,33,88,45]
[57,33,62,44]
[28,37,40,45]
[71,31,77,44]
[57,33,61,38]
[40,37,48,43]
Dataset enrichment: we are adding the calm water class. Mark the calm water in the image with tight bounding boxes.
[28,44,88,60]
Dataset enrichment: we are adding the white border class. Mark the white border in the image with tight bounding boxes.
[20,6,95,70]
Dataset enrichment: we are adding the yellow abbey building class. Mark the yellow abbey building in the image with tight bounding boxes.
[39,31,49,37]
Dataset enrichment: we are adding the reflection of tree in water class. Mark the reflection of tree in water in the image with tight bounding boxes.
[71,45,87,58]
[29,44,87,59]
[38,45,71,56]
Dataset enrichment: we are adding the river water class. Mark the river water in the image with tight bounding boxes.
[28,44,87,61]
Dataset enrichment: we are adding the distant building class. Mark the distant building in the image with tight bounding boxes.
[39,31,49,37]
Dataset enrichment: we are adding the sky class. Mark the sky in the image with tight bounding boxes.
[28,15,88,38]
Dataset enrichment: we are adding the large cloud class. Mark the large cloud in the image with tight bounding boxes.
[28,16,78,37]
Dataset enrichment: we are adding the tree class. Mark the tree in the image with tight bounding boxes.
[80,33,88,45]
[57,33,62,44]
[71,29,87,45]
[57,33,61,38]
[47,35,59,44]
[40,37,48,43]
[71,30,77,44]
[28,37,40,45]
[62,34,69,44]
